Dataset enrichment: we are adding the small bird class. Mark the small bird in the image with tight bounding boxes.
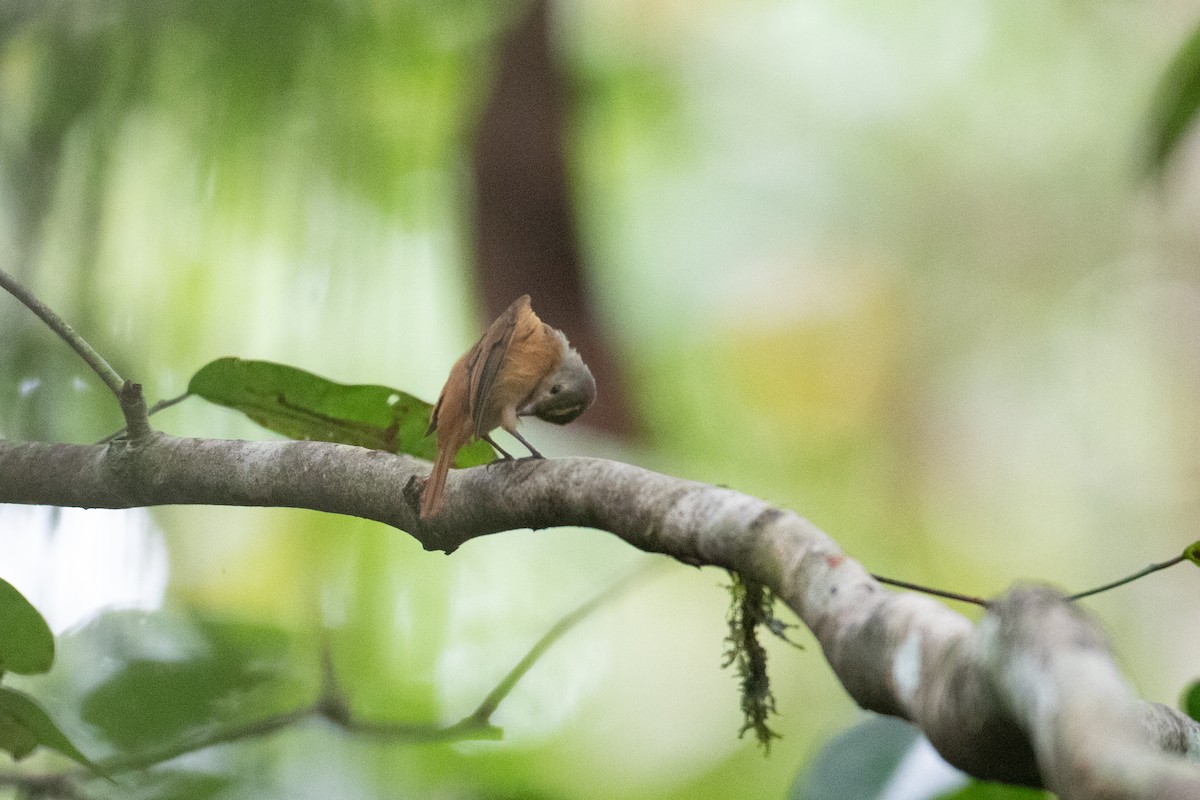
[419,295,596,518]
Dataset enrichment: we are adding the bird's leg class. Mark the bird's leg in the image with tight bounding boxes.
[509,429,545,460]
[483,435,516,462]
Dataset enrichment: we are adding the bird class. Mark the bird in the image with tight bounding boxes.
[419,294,597,518]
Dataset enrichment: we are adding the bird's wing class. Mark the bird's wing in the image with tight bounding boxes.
[470,294,531,436]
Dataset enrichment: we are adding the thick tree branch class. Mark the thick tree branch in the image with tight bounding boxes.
[0,435,1197,798]
[984,588,1200,797]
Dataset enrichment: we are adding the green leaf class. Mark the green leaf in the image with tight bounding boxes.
[188,357,493,467]
[934,781,1049,800]
[1184,541,1200,567]
[0,687,107,777]
[1183,680,1200,722]
[84,660,263,751]
[1146,22,1200,176]
[0,577,54,676]
[82,612,300,752]
[789,714,921,800]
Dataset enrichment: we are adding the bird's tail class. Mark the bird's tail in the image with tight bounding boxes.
[420,442,455,519]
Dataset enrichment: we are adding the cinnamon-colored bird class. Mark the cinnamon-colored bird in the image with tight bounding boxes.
[420,295,596,518]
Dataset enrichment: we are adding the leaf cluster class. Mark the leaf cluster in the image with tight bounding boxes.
[0,578,106,777]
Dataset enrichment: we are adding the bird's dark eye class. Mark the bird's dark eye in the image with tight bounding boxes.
[550,384,563,395]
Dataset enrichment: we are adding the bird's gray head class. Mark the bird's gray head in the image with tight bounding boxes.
[520,336,597,425]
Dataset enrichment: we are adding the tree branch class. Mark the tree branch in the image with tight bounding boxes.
[0,435,1197,798]
[985,587,1200,797]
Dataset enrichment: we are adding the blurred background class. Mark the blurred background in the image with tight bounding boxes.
[2,0,1200,797]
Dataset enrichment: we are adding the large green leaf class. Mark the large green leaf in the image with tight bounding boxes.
[789,714,922,800]
[188,357,493,467]
[0,687,107,776]
[1146,21,1200,176]
[0,577,54,676]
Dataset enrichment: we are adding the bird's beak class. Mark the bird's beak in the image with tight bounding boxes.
[538,402,584,423]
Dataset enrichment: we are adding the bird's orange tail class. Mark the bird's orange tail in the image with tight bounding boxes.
[420,443,455,519]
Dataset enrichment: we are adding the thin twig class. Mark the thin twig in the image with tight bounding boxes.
[871,574,990,607]
[0,267,124,398]
[0,266,153,438]
[90,706,311,777]
[1067,555,1188,602]
[876,547,1193,608]
[467,564,660,724]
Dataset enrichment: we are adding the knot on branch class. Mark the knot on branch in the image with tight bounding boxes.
[118,381,153,441]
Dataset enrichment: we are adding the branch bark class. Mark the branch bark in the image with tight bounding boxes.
[0,434,1197,798]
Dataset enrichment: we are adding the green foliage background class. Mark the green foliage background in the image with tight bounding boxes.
[1,0,1199,797]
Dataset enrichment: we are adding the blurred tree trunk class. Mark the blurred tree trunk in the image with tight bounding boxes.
[471,0,636,437]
